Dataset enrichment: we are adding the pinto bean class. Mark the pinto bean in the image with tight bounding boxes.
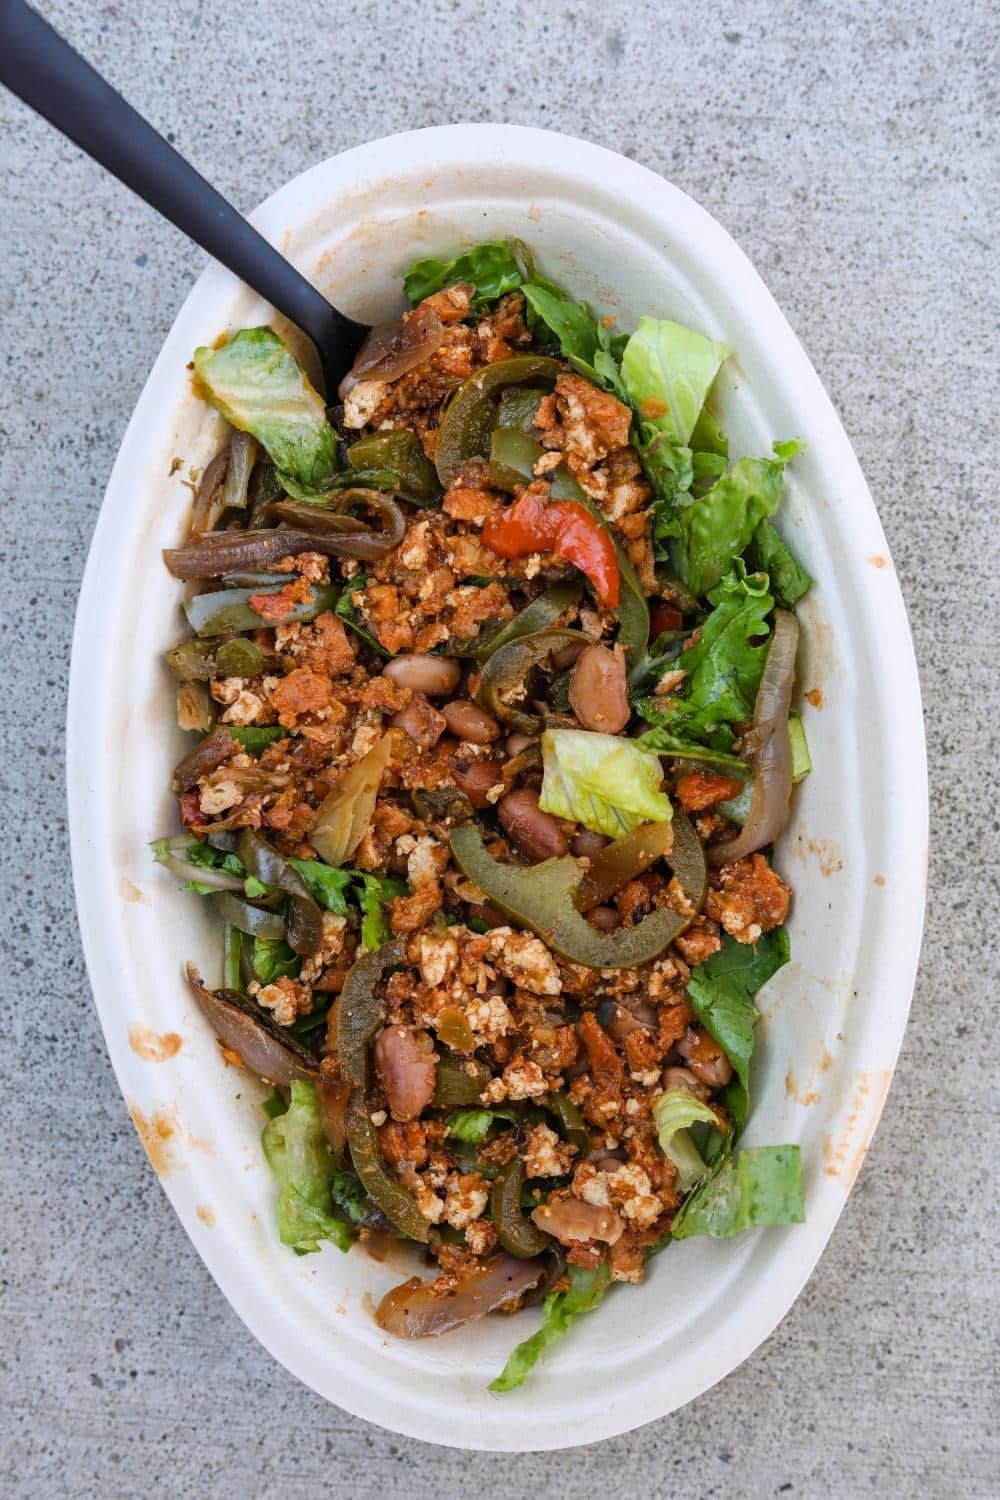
[385,653,462,696]
[588,905,620,932]
[550,639,587,671]
[498,788,569,862]
[389,691,447,750]
[660,1065,711,1102]
[505,733,536,757]
[571,828,610,858]
[441,699,501,743]
[531,1197,623,1245]
[676,1026,734,1088]
[450,752,504,808]
[375,1025,438,1122]
[568,644,630,733]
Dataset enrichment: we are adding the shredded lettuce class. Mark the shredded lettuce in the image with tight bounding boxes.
[403,240,522,306]
[489,1260,611,1393]
[287,857,353,916]
[636,570,775,750]
[445,1107,520,1144]
[671,443,801,598]
[260,1080,353,1253]
[789,712,812,782]
[251,936,299,985]
[672,1137,804,1239]
[538,728,673,838]
[686,930,790,1132]
[225,725,287,754]
[745,517,813,607]
[192,327,340,499]
[355,872,407,950]
[653,1087,723,1193]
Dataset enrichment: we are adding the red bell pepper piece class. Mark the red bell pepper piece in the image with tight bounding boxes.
[481,486,620,608]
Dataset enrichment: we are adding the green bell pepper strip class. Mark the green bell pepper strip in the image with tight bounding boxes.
[474,628,590,732]
[347,431,442,506]
[449,825,691,969]
[165,638,218,681]
[431,1055,492,1108]
[335,940,404,1089]
[435,356,562,487]
[573,806,706,915]
[184,582,340,637]
[345,1095,430,1242]
[213,891,287,942]
[488,427,649,666]
[544,1092,590,1154]
[493,1158,551,1258]
[497,386,546,434]
[471,581,582,662]
[214,638,264,677]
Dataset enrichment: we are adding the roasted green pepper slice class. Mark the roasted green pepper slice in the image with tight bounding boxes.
[214,638,264,677]
[435,356,562,486]
[346,1094,429,1242]
[238,831,323,958]
[347,431,442,506]
[449,825,691,969]
[497,386,546,434]
[544,1092,590,1154]
[213,892,287,942]
[431,1055,493,1108]
[472,581,582,663]
[336,940,404,1089]
[475,627,590,732]
[487,428,649,665]
[492,1158,551,1258]
[573,806,706,914]
[184,582,339,637]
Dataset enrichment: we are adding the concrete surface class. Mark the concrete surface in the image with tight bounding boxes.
[1,1,997,1495]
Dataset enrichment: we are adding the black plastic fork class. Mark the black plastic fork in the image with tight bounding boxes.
[0,0,370,392]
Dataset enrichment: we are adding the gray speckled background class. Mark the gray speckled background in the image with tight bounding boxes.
[2,1,997,1494]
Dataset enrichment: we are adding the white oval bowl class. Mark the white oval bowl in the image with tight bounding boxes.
[67,124,927,1451]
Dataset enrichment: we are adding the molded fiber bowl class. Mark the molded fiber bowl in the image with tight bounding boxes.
[67,124,927,1451]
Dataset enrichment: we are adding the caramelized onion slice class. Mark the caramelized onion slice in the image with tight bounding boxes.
[375,1254,544,1338]
[337,304,444,398]
[186,964,319,1085]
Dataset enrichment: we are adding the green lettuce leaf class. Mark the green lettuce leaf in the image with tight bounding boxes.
[686,929,790,1132]
[252,936,300,985]
[621,317,731,447]
[745,517,813,607]
[355,873,407,950]
[672,1136,804,1239]
[334,573,390,656]
[632,727,749,774]
[489,1260,611,1393]
[521,282,600,365]
[403,240,522,306]
[225,725,287,754]
[636,571,774,749]
[288,857,352,916]
[260,1080,353,1253]
[652,1087,723,1193]
[789,712,812,782]
[672,442,801,598]
[539,728,674,838]
[192,327,340,499]
[446,1107,521,1144]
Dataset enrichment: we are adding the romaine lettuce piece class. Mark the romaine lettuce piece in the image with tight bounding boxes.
[287,857,353,916]
[489,1261,611,1392]
[672,1138,804,1239]
[636,570,775,750]
[745,517,813,607]
[538,728,674,838]
[653,1087,723,1193]
[260,1080,353,1253]
[251,935,299,985]
[446,1107,521,1143]
[621,317,731,448]
[521,282,600,365]
[403,240,522,306]
[192,327,340,499]
[789,712,812,782]
[354,872,407,950]
[686,930,790,1132]
[672,443,800,598]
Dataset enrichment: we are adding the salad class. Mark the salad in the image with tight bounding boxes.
[154,240,812,1390]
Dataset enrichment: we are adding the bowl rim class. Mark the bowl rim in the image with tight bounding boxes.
[67,122,928,1449]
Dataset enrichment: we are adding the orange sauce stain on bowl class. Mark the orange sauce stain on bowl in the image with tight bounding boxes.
[805,687,824,709]
[196,1204,216,1228]
[128,1103,180,1175]
[823,1069,893,1186]
[129,1024,182,1062]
